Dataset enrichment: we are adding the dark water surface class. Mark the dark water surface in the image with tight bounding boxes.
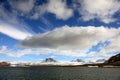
[0,67,120,80]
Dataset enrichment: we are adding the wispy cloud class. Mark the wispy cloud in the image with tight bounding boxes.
[0,46,86,57]
[40,17,53,30]
[0,22,34,40]
[0,1,35,40]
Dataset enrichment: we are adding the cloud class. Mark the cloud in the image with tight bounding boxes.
[30,0,73,20]
[0,22,34,40]
[85,51,113,62]
[46,0,73,20]
[4,0,120,23]
[0,44,117,62]
[1,24,119,62]
[29,4,47,19]
[8,0,73,20]
[2,0,120,24]
[17,25,120,62]
[0,46,15,57]
[9,0,35,13]
[0,46,86,57]
[0,46,7,52]
[19,25,120,50]
[0,2,35,40]
[0,3,19,24]
[76,0,120,23]
[100,36,120,54]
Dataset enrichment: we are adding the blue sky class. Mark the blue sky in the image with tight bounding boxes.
[0,0,120,62]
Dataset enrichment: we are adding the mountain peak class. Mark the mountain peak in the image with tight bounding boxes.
[106,53,120,63]
[42,58,57,62]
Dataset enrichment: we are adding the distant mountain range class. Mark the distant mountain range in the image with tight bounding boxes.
[83,53,120,67]
[0,53,120,67]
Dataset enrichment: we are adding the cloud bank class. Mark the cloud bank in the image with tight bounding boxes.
[18,25,120,61]
[1,25,120,62]
[19,25,120,50]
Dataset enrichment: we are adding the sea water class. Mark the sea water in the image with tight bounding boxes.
[0,67,120,80]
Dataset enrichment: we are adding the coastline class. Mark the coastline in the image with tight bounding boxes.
[0,63,120,68]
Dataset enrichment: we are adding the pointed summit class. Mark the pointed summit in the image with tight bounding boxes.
[42,58,57,62]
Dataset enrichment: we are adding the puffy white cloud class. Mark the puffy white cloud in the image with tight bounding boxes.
[46,0,73,20]
[0,22,34,40]
[77,0,120,23]
[9,0,35,13]
[19,25,120,50]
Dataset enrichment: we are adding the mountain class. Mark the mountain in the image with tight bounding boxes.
[0,62,10,67]
[106,53,120,63]
[42,58,57,62]
[71,59,84,62]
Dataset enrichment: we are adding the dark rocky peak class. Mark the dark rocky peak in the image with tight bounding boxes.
[106,53,120,63]
[42,58,57,62]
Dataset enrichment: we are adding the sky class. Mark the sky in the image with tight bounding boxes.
[0,0,120,63]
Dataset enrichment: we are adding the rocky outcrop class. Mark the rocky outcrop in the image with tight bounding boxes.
[106,53,120,63]
[0,62,10,67]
